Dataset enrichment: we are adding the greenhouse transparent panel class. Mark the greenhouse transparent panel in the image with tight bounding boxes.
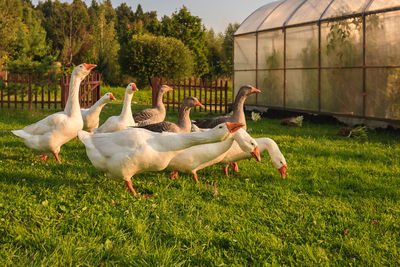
[286,70,318,110]
[257,30,284,69]
[321,69,363,115]
[286,25,318,68]
[234,71,257,105]
[235,1,283,35]
[321,20,363,67]
[234,34,256,70]
[258,0,304,31]
[287,0,332,26]
[321,0,370,20]
[366,11,400,66]
[366,68,400,120]
[257,70,284,107]
[367,0,400,12]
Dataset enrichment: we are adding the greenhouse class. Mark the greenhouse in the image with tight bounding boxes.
[233,0,400,123]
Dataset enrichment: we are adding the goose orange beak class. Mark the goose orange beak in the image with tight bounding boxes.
[251,87,261,94]
[195,101,204,108]
[251,146,261,162]
[109,93,116,100]
[279,165,287,179]
[166,86,173,92]
[225,122,244,133]
[83,63,97,71]
[132,83,139,91]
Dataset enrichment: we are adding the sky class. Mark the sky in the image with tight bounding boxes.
[32,0,275,33]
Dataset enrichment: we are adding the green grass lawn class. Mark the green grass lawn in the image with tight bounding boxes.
[0,100,399,265]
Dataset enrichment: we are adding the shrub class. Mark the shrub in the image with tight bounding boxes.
[119,34,194,87]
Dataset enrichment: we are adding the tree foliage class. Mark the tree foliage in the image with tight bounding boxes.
[86,2,120,85]
[119,34,194,87]
[161,6,209,76]
[1,1,237,83]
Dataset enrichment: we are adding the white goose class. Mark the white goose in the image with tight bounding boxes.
[93,83,137,133]
[78,122,244,195]
[81,92,116,132]
[12,63,96,163]
[220,137,287,178]
[167,128,261,183]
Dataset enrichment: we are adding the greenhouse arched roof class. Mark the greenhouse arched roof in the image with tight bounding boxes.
[235,0,400,35]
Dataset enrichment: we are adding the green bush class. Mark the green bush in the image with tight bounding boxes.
[119,34,194,88]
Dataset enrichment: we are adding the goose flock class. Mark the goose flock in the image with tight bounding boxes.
[12,63,287,196]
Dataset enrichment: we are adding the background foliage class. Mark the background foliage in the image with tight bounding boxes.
[0,0,237,86]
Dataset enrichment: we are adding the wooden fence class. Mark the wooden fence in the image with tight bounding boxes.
[151,77,229,113]
[0,71,101,110]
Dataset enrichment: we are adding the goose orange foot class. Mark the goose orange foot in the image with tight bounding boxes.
[125,181,137,196]
[230,162,239,173]
[39,155,48,161]
[170,171,179,180]
[53,152,61,164]
[223,166,229,176]
[193,173,200,184]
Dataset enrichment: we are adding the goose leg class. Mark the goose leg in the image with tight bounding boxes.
[193,172,199,184]
[222,166,229,176]
[230,162,239,173]
[125,181,137,196]
[53,152,61,164]
[170,171,179,180]
[39,155,48,161]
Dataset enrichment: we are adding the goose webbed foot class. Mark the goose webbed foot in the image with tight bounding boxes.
[170,171,179,180]
[39,155,48,161]
[230,162,239,173]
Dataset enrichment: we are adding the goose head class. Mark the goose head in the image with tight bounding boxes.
[160,85,173,94]
[102,92,116,103]
[237,85,261,98]
[210,122,244,141]
[233,129,261,162]
[182,96,204,109]
[126,83,138,94]
[72,63,97,81]
[259,138,287,179]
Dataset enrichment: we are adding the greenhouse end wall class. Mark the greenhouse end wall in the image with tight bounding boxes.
[234,3,400,122]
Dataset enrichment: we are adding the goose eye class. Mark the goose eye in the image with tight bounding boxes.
[219,126,223,129]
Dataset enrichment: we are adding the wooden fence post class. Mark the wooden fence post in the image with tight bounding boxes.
[28,73,32,110]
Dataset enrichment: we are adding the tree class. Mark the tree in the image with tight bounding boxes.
[0,0,23,60]
[119,34,194,87]
[115,3,135,43]
[87,2,120,85]
[161,6,209,76]
[37,0,92,66]
[7,5,55,73]
[204,29,224,79]
[221,23,239,77]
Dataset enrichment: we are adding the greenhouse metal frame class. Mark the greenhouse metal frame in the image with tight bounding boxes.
[233,0,400,122]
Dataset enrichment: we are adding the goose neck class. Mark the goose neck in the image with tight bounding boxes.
[155,90,166,109]
[88,99,107,116]
[176,105,192,131]
[121,91,133,119]
[231,95,246,123]
[65,75,82,116]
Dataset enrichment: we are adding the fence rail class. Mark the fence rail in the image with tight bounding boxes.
[151,77,229,113]
[0,71,101,110]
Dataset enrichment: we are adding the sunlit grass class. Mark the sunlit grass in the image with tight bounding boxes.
[0,102,399,265]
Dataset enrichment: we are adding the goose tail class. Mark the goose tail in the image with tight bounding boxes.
[12,130,31,139]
